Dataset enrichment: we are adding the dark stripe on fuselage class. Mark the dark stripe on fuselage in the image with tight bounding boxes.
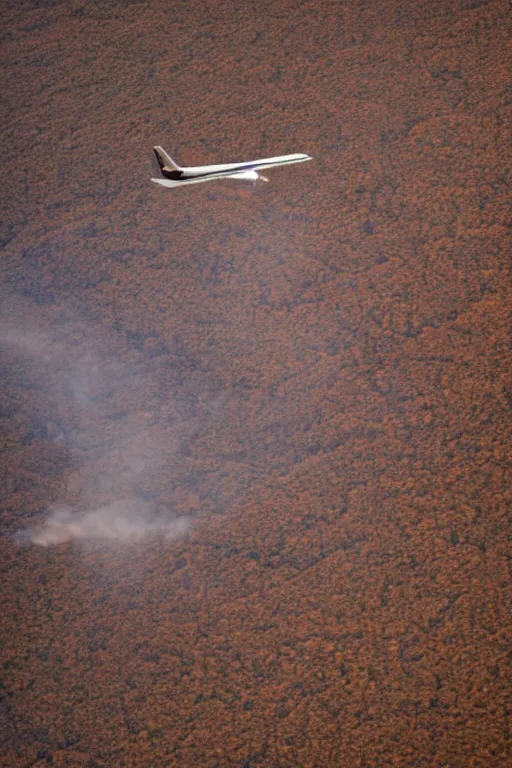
[162,168,248,181]
[162,169,184,180]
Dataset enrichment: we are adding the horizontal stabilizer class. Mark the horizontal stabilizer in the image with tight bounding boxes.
[151,178,182,188]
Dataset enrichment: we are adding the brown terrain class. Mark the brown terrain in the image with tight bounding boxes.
[0,0,510,766]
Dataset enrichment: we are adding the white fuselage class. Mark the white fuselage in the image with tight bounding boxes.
[179,153,311,177]
[152,152,312,188]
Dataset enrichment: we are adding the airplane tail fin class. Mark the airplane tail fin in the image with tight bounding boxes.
[153,146,181,173]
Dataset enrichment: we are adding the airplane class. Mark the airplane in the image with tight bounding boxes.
[151,146,312,188]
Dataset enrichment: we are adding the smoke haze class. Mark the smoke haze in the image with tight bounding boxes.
[1,303,191,546]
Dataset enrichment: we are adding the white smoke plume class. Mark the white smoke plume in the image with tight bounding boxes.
[24,501,190,547]
[2,305,191,546]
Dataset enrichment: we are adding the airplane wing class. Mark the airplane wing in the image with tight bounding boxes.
[151,169,260,188]
[225,170,259,180]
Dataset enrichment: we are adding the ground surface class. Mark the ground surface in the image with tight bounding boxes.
[0,0,510,766]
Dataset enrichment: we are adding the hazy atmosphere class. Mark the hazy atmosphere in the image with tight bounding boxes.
[1,0,510,766]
